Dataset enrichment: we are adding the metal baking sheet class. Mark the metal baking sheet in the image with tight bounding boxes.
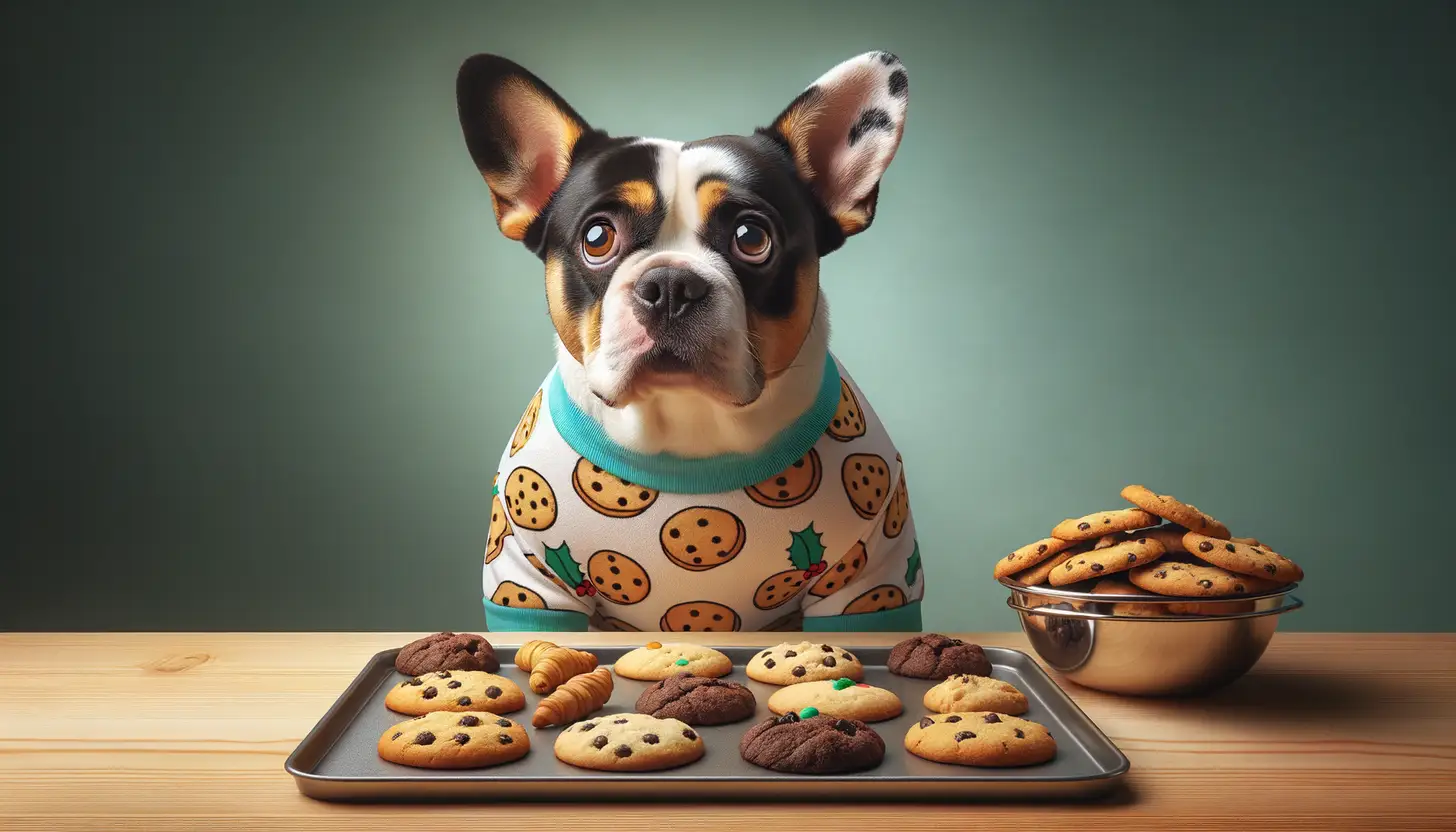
[285,644,1129,802]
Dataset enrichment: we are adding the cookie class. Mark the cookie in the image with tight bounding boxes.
[554,713,705,772]
[746,641,864,685]
[485,494,511,563]
[745,448,822,508]
[1130,555,1286,597]
[1119,484,1231,540]
[613,642,733,680]
[841,453,892,519]
[993,537,1077,580]
[660,506,745,571]
[1144,524,1191,554]
[842,584,906,614]
[883,471,909,537]
[753,568,809,610]
[378,711,529,769]
[635,671,757,725]
[905,712,1056,767]
[810,542,867,597]
[740,712,885,774]
[1051,508,1159,542]
[489,580,546,610]
[501,466,557,530]
[1007,543,1088,586]
[826,377,866,441]
[384,670,525,716]
[571,457,659,518]
[1048,535,1167,586]
[395,632,499,676]
[659,600,742,632]
[509,389,542,456]
[923,674,1029,715]
[888,634,993,679]
[766,678,903,723]
[1184,532,1304,582]
[586,550,652,605]
[1089,576,1164,617]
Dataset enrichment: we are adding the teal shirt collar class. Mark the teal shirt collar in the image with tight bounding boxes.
[547,352,841,494]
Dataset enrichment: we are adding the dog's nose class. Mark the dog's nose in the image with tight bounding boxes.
[633,267,708,322]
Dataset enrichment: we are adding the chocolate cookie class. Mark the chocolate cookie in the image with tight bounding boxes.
[740,712,885,774]
[377,711,529,769]
[635,671,757,725]
[1050,508,1159,542]
[905,712,1056,767]
[1184,532,1304,582]
[887,634,992,679]
[395,632,499,676]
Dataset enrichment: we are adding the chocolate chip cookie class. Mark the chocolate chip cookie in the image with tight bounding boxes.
[635,671,757,726]
[740,712,885,774]
[384,670,525,716]
[1048,535,1167,586]
[887,634,992,679]
[377,711,529,769]
[1050,508,1159,542]
[905,712,1057,767]
[746,641,864,685]
[1130,555,1285,597]
[994,536,1078,580]
[1183,532,1304,582]
[395,632,499,676]
[1120,484,1231,540]
[554,713,705,772]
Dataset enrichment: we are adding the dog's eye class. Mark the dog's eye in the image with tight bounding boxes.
[732,221,772,264]
[582,220,619,264]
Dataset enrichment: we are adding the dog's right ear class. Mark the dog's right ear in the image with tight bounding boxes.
[457,54,598,243]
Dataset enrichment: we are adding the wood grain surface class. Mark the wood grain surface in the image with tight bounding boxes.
[2,632,1453,830]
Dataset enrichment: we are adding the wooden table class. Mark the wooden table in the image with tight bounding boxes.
[2,632,1453,831]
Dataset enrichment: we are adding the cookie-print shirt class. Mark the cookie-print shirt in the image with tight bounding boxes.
[481,352,924,633]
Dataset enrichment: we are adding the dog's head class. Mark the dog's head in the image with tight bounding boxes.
[457,51,908,409]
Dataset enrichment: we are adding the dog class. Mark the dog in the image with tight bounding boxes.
[464,51,922,633]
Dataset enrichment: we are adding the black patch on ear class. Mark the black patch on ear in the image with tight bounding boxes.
[847,109,893,146]
[877,51,899,65]
[888,70,908,98]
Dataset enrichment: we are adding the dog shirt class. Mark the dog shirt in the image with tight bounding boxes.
[481,351,924,633]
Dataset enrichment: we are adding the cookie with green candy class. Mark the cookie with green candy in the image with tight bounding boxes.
[613,642,732,681]
[765,677,903,723]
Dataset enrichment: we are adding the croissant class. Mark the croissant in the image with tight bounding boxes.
[514,639,556,672]
[528,646,599,694]
[532,667,614,728]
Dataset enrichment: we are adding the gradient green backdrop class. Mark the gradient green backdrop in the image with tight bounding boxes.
[4,1,1452,633]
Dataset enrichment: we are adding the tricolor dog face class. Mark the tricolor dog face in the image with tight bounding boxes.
[457,52,908,411]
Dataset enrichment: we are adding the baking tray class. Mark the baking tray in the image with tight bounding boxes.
[285,644,1129,802]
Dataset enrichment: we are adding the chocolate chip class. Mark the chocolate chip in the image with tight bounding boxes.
[760,651,772,658]
[823,656,837,668]
[945,715,962,723]
[1198,541,1214,552]
[683,729,698,740]
[580,722,596,732]
[764,659,776,669]
[496,718,511,728]
[498,734,513,744]
[1037,544,1047,554]
[453,733,470,745]
[642,733,660,744]
[391,731,402,740]
[486,686,502,699]
[834,719,857,735]
[777,713,801,725]
[407,677,423,686]
[984,713,1002,723]
[457,697,472,706]
[1199,580,1213,588]
[414,731,435,745]
[791,666,806,677]
[421,686,438,699]
[1128,553,1137,562]
[447,680,461,689]
[1264,564,1277,574]
[843,653,854,661]
[785,650,798,657]
[1155,570,1168,579]
[1235,584,1246,593]
[1077,522,1091,531]
[1014,729,1025,738]
[821,644,834,652]
[1091,563,1105,572]
[615,745,632,758]
[613,718,629,724]
[954,731,976,741]
[591,735,608,749]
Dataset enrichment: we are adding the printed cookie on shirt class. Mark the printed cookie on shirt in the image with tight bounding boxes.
[481,356,925,632]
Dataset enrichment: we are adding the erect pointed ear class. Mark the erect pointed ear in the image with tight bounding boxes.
[764,51,909,238]
[456,54,599,242]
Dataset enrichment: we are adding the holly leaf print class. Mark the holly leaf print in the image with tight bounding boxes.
[544,542,584,587]
[786,523,827,571]
[905,540,922,586]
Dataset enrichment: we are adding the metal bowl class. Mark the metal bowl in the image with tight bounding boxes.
[999,577,1304,697]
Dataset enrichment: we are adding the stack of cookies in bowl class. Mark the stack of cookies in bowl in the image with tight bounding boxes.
[994,484,1304,613]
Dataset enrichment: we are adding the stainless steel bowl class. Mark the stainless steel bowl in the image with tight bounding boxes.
[1000,577,1304,696]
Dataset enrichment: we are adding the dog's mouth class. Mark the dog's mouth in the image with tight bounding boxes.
[593,348,760,409]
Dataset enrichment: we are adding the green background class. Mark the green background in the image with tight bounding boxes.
[4,1,1452,633]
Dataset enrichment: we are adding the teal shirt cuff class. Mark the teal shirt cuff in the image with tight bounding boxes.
[482,598,589,632]
[804,601,923,632]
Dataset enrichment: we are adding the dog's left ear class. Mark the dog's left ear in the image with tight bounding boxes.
[764,51,909,238]
[457,54,599,243]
